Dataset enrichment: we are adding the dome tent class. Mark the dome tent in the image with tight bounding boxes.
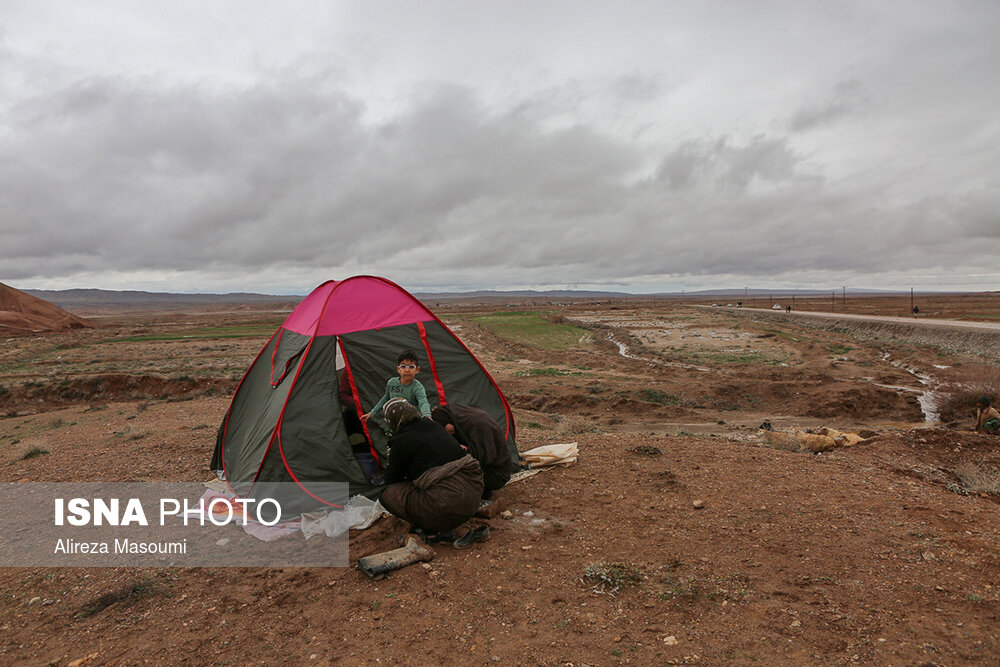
[211,276,517,508]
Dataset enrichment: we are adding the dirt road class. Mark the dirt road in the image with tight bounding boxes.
[716,306,1000,333]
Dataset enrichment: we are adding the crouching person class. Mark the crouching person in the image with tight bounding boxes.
[431,404,517,498]
[379,398,487,546]
[975,395,1000,434]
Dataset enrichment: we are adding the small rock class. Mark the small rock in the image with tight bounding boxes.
[309,654,318,660]
[789,619,801,628]
[521,545,532,551]
[216,538,230,546]
[663,635,678,645]
[500,510,513,520]
[27,597,40,605]
[523,511,534,517]
[922,551,935,561]
[877,638,887,643]
[420,563,431,569]
[692,500,704,509]
[42,599,55,606]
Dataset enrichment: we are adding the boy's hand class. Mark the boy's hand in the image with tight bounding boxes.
[360,413,371,422]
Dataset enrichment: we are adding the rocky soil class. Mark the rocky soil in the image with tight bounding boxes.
[0,297,998,666]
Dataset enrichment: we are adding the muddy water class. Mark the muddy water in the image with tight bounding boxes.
[605,331,710,372]
[873,353,942,423]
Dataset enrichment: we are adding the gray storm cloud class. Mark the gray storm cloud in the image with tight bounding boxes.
[1,1,999,293]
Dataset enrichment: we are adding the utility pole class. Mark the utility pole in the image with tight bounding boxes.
[831,291,835,311]
[842,286,846,308]
[910,287,914,314]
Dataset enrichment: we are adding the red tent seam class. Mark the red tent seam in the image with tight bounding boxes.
[417,321,446,406]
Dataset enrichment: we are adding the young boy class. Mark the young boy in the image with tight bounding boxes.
[974,395,1000,434]
[362,349,432,424]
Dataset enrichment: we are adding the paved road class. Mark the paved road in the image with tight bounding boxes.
[700,306,1000,333]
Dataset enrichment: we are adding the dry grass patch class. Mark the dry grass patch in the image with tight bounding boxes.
[951,461,1000,495]
[937,364,1000,422]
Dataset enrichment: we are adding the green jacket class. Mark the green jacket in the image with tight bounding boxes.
[369,377,432,418]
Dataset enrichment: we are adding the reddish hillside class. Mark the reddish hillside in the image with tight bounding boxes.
[0,282,92,333]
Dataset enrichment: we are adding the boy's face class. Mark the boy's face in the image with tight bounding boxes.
[397,359,419,383]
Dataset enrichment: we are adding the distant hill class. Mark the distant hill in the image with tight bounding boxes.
[0,283,93,333]
[415,289,632,300]
[16,285,962,315]
[23,288,302,313]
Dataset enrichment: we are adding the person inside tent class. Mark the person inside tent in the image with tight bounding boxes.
[338,367,384,485]
[379,398,489,548]
[431,404,517,500]
[974,395,1000,434]
[361,349,432,428]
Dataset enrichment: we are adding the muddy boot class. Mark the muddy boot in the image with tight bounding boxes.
[357,536,435,577]
[453,525,489,550]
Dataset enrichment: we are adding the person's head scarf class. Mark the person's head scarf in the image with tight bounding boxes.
[383,398,421,433]
[430,405,452,429]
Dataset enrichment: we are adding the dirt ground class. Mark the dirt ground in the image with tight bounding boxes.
[1,296,999,666]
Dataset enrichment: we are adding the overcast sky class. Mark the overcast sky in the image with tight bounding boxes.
[1,1,998,295]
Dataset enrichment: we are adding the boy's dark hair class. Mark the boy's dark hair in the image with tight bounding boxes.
[978,395,991,407]
[397,349,420,366]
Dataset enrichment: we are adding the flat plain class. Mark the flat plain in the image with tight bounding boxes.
[1,293,999,666]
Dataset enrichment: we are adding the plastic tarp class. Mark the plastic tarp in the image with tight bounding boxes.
[520,442,579,468]
[300,495,389,539]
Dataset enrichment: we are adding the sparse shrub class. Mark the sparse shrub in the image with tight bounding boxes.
[76,579,158,619]
[22,447,50,460]
[582,562,644,594]
[936,364,1000,423]
[0,385,8,398]
[641,389,680,406]
[950,462,1000,496]
[628,445,662,456]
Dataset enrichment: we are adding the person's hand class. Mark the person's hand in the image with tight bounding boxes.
[360,413,371,422]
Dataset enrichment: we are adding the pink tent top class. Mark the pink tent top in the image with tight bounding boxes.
[281,276,436,336]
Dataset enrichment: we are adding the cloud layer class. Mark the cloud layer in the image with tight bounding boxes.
[2,2,999,293]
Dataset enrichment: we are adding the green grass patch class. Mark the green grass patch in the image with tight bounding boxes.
[21,447,50,460]
[108,324,278,343]
[827,344,854,355]
[763,328,803,342]
[640,389,680,405]
[514,367,587,377]
[473,312,590,350]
